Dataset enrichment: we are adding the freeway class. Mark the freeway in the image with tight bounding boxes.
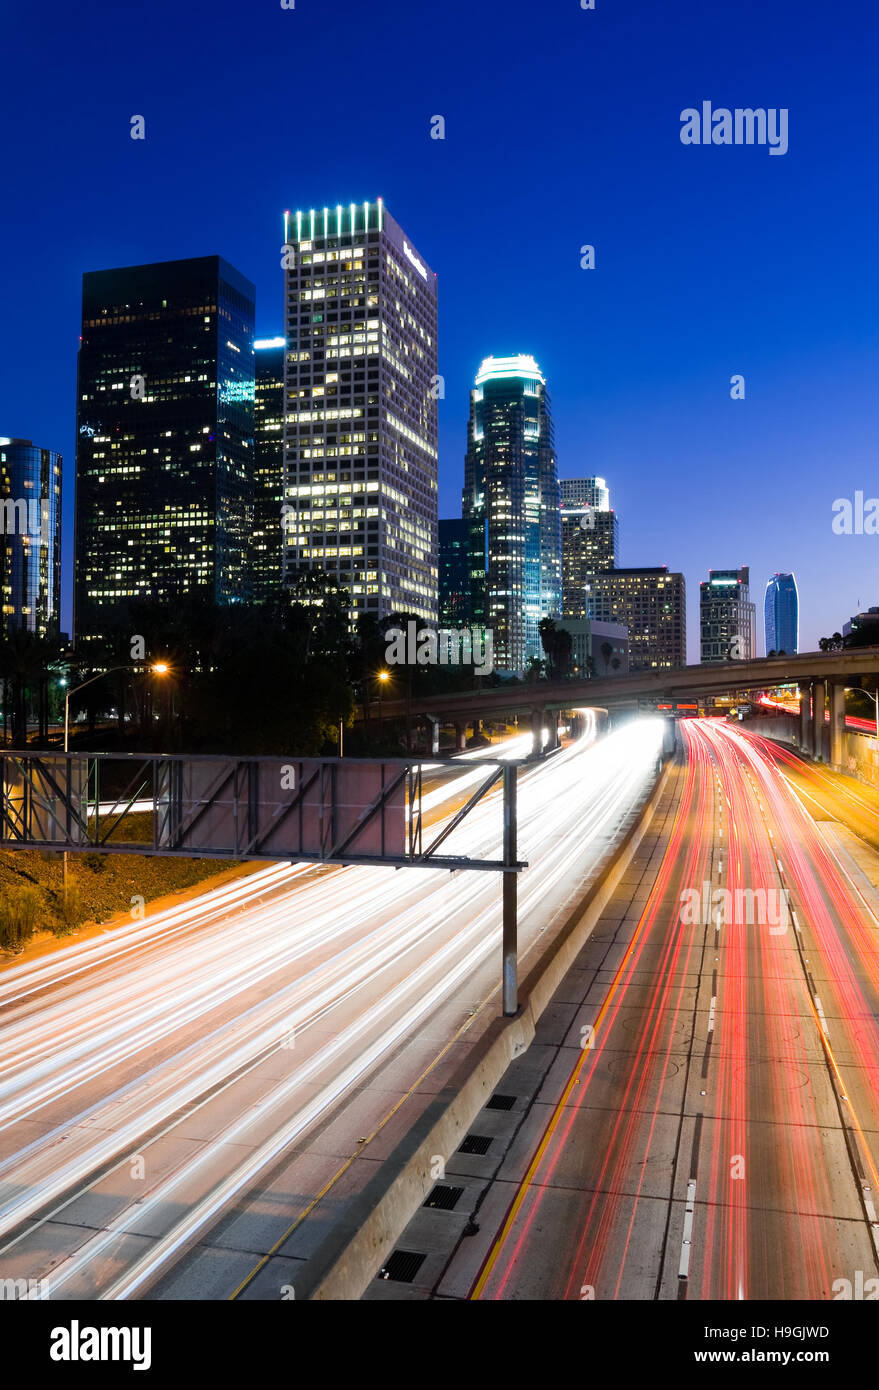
[0,716,662,1300]
[436,719,879,1301]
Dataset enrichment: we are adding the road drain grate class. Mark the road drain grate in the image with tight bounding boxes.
[486,1094,517,1111]
[458,1134,493,1155]
[377,1250,427,1283]
[423,1185,465,1210]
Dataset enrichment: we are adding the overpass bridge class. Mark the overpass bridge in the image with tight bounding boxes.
[378,646,879,761]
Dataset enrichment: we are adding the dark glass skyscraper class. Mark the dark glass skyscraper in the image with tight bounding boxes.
[253,337,286,602]
[0,437,62,637]
[438,517,470,624]
[462,355,560,672]
[282,201,438,623]
[74,255,256,645]
[764,572,799,654]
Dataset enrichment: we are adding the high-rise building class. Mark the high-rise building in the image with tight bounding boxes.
[700,566,756,664]
[559,477,610,510]
[438,517,470,625]
[462,354,560,672]
[764,572,798,654]
[281,200,438,624]
[74,256,256,646]
[587,567,686,671]
[0,437,62,637]
[561,476,619,618]
[252,337,286,602]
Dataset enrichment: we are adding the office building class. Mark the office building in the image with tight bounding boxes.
[843,607,879,646]
[561,476,619,618]
[0,437,62,637]
[559,477,610,510]
[764,572,798,654]
[74,255,256,645]
[557,617,629,677]
[587,567,686,671]
[438,517,470,625]
[462,354,561,672]
[700,566,756,664]
[253,337,286,602]
[282,200,438,623]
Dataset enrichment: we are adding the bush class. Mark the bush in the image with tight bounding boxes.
[82,852,109,873]
[52,881,87,936]
[0,886,42,952]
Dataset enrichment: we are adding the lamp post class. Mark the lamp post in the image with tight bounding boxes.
[845,685,879,742]
[377,669,390,736]
[62,663,169,894]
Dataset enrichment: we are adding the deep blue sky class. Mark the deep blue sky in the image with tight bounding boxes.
[2,0,877,657]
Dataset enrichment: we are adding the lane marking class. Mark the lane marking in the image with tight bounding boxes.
[679,1179,697,1278]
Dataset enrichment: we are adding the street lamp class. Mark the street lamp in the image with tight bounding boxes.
[377,669,390,735]
[846,685,879,741]
[62,663,169,892]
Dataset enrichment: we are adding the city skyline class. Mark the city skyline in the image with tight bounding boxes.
[2,0,877,658]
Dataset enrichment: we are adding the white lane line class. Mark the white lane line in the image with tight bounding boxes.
[679,1179,697,1278]
[791,909,801,934]
[814,996,830,1038]
[707,996,716,1033]
[861,1184,879,1258]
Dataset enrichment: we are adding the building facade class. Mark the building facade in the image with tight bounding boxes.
[462,354,561,673]
[700,566,756,664]
[438,517,470,625]
[561,476,619,618]
[0,438,62,637]
[74,255,256,646]
[559,476,610,510]
[252,337,286,602]
[587,567,686,671]
[764,572,798,654]
[557,617,629,677]
[281,201,438,624]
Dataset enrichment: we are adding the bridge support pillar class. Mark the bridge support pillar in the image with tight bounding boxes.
[423,715,440,757]
[798,684,812,755]
[531,706,545,756]
[812,680,826,761]
[829,681,847,769]
[454,721,467,752]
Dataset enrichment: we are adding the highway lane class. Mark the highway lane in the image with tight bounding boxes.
[465,719,879,1301]
[0,716,663,1300]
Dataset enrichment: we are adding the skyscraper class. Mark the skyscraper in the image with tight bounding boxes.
[74,256,256,645]
[559,477,610,510]
[281,200,438,623]
[252,337,286,602]
[700,566,756,664]
[0,437,62,637]
[462,354,561,672]
[764,572,798,654]
[587,567,686,671]
[560,476,619,618]
[438,517,470,625]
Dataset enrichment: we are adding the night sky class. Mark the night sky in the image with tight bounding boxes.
[2,0,877,655]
